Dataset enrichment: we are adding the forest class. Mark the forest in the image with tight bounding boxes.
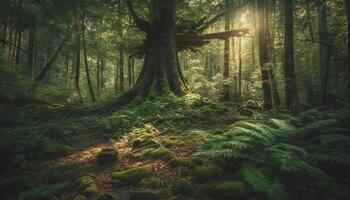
[0,0,350,199]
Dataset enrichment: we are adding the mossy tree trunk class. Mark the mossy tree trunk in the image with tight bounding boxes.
[110,0,190,109]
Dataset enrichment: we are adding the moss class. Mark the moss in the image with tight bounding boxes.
[167,157,185,167]
[78,176,95,190]
[144,146,173,161]
[171,178,192,195]
[215,181,247,199]
[73,195,86,200]
[96,148,118,165]
[139,178,163,189]
[44,143,74,156]
[162,138,183,147]
[194,183,216,198]
[83,183,100,197]
[95,194,115,200]
[111,166,152,185]
[132,133,160,148]
[0,176,30,194]
[192,165,221,182]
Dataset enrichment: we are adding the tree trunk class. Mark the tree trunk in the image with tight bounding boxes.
[222,0,231,101]
[96,57,100,97]
[111,0,190,110]
[82,22,96,103]
[346,0,350,102]
[101,59,106,90]
[257,0,273,111]
[119,49,124,92]
[238,35,242,99]
[317,0,328,104]
[128,55,132,88]
[74,33,83,104]
[283,0,299,111]
[65,46,69,89]
[15,30,22,65]
[27,26,35,79]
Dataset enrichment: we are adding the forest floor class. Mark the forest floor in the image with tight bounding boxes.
[1,95,349,200]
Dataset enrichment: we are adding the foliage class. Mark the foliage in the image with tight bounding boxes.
[198,107,350,199]
[18,181,71,200]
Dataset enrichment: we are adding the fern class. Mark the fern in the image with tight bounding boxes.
[199,107,350,199]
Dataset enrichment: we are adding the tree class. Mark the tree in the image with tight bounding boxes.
[345,0,350,102]
[257,0,273,111]
[283,0,299,111]
[223,0,231,101]
[317,0,329,104]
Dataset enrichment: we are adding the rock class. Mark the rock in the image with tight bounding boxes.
[215,181,247,199]
[139,178,163,189]
[84,183,100,197]
[194,183,216,198]
[78,176,95,190]
[97,148,118,165]
[143,146,173,161]
[171,178,192,195]
[168,157,203,168]
[111,166,152,186]
[192,165,221,182]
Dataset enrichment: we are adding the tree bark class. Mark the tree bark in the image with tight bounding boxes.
[15,30,22,65]
[96,57,101,97]
[74,33,83,104]
[346,0,350,102]
[317,0,328,104]
[128,55,132,88]
[119,49,124,92]
[257,0,273,111]
[222,0,231,101]
[27,26,35,79]
[283,0,299,111]
[82,23,96,103]
[111,0,190,109]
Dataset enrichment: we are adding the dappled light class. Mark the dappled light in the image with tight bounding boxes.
[1,0,350,200]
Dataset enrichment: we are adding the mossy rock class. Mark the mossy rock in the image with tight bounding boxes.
[84,183,100,197]
[171,178,192,195]
[143,147,173,161]
[167,157,202,168]
[139,178,163,189]
[96,148,118,165]
[133,138,160,148]
[78,176,95,190]
[215,181,247,199]
[192,165,221,182]
[111,166,152,186]
[162,138,184,148]
[73,195,87,200]
[194,183,216,198]
[0,176,31,195]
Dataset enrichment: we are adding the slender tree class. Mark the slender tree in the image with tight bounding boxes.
[257,0,273,111]
[82,20,96,103]
[317,0,329,103]
[283,0,299,111]
[222,0,231,101]
[345,0,350,102]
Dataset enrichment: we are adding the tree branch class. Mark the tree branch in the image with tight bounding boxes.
[126,0,150,32]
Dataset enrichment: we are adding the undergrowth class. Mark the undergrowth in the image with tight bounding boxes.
[198,107,350,199]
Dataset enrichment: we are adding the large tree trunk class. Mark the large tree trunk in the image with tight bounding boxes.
[317,0,328,104]
[283,0,299,111]
[257,0,273,111]
[222,0,231,101]
[110,0,190,110]
[345,0,350,102]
